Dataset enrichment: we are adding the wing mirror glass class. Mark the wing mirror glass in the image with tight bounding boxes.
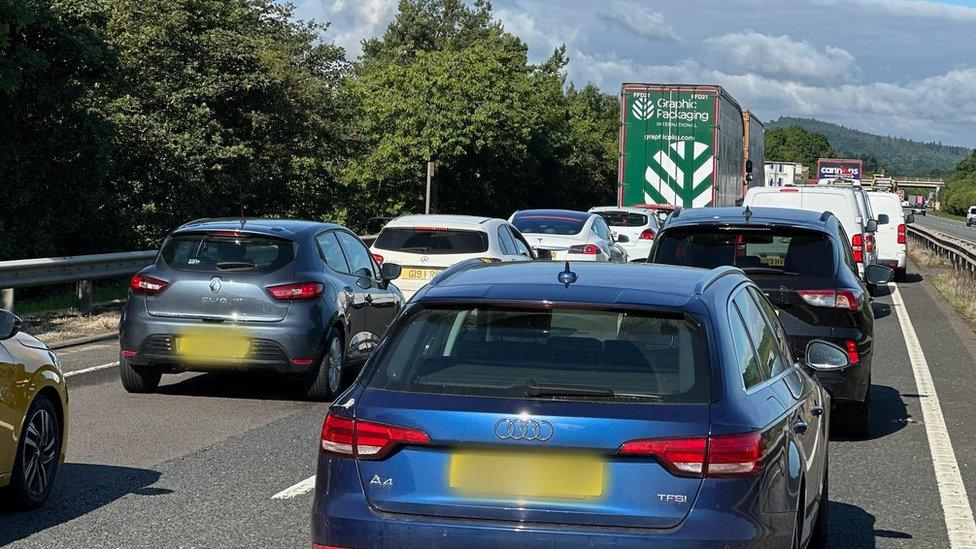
[877,214,889,225]
[614,234,630,243]
[0,309,21,340]
[865,264,894,285]
[865,219,878,232]
[805,340,851,371]
[380,262,402,282]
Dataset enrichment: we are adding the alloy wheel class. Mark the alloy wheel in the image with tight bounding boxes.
[326,338,343,394]
[22,408,58,497]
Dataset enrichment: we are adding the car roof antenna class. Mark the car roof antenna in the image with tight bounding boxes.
[558,261,578,288]
[743,205,753,222]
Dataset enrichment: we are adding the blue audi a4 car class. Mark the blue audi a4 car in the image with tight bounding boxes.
[312,261,843,548]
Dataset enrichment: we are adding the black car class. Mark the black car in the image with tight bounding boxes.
[119,218,404,400]
[649,206,892,437]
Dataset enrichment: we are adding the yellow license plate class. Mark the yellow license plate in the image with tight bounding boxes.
[178,334,250,358]
[402,268,440,281]
[760,255,785,266]
[450,451,604,499]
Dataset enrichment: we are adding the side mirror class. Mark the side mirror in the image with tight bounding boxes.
[380,262,402,282]
[746,173,755,182]
[535,249,553,260]
[0,309,21,340]
[865,219,878,232]
[614,234,630,243]
[877,214,889,225]
[865,264,894,285]
[805,340,851,371]
[906,213,915,224]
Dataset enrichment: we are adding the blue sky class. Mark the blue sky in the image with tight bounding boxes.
[293,0,976,146]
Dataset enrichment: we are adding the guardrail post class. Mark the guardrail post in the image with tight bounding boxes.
[76,280,93,315]
[1,288,12,312]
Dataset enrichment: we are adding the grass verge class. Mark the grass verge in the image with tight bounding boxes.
[932,271,976,322]
[14,280,128,315]
[908,245,951,269]
[931,209,966,223]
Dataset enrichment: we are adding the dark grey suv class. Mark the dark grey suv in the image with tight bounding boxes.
[119,218,404,400]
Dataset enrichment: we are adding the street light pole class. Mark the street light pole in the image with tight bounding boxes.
[425,161,435,214]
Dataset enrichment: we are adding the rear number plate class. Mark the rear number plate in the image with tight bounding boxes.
[450,451,604,499]
[177,334,249,358]
[402,268,440,281]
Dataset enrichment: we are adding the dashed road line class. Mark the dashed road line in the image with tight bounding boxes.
[272,475,316,500]
[63,361,119,378]
[891,283,976,547]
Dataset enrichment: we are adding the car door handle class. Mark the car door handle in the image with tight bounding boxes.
[793,419,809,435]
[811,405,824,417]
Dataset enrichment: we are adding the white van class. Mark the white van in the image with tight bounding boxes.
[743,186,879,281]
[867,191,910,281]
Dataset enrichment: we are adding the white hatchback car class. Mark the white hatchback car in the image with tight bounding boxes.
[370,215,535,300]
[588,206,661,262]
[509,209,627,262]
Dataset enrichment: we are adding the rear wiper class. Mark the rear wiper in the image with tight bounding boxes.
[216,260,256,270]
[741,267,797,276]
[524,381,614,398]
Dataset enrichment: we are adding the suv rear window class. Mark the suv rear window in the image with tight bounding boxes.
[366,306,709,403]
[161,233,294,273]
[512,214,587,235]
[654,227,834,284]
[373,228,489,255]
[596,211,647,227]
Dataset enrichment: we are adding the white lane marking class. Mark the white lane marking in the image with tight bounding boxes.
[57,343,116,356]
[63,361,119,378]
[891,283,976,547]
[272,475,316,500]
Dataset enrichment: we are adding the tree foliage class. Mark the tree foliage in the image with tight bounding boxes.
[940,150,976,214]
[764,125,836,174]
[0,0,621,258]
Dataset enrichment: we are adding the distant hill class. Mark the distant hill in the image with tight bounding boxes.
[765,116,971,177]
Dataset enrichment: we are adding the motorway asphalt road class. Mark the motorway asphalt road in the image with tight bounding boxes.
[916,212,976,245]
[3,263,976,547]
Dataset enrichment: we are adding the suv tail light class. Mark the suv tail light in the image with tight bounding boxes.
[797,289,860,311]
[897,224,906,244]
[267,282,324,300]
[130,274,168,296]
[846,339,860,364]
[618,432,765,478]
[568,244,599,255]
[639,229,655,240]
[851,234,864,263]
[321,413,431,460]
[372,253,384,266]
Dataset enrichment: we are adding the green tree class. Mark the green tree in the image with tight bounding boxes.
[0,0,117,259]
[765,125,836,174]
[103,0,351,245]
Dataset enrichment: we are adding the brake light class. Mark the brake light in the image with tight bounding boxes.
[639,229,655,240]
[797,289,859,311]
[267,282,324,300]
[846,339,860,365]
[865,234,876,254]
[129,274,168,295]
[568,244,600,255]
[320,413,431,460]
[413,226,447,231]
[372,253,384,266]
[209,230,245,238]
[897,224,906,244]
[851,234,863,263]
[618,432,765,478]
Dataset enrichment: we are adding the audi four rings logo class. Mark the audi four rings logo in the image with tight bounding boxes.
[493,418,554,441]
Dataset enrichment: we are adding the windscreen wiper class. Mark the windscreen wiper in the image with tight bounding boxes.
[740,267,797,276]
[524,381,614,398]
[216,260,256,270]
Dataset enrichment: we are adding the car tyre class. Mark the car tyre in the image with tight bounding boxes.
[6,395,61,509]
[119,355,161,393]
[304,329,344,402]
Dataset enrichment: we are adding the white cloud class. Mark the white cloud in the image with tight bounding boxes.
[705,31,857,82]
[292,0,397,58]
[600,2,676,41]
[496,8,580,64]
[811,0,976,22]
